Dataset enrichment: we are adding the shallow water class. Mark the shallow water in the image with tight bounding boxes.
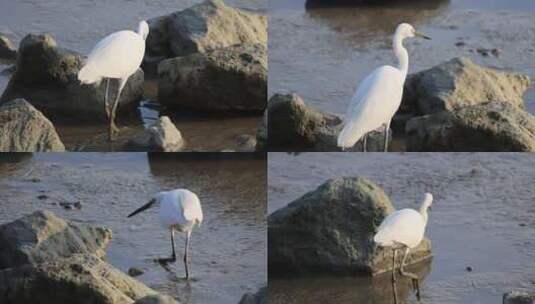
[268,152,535,304]
[269,0,535,122]
[0,0,266,151]
[0,153,267,304]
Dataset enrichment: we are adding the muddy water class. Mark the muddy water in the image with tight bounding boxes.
[269,0,535,122]
[268,153,535,304]
[0,153,267,304]
[0,0,266,151]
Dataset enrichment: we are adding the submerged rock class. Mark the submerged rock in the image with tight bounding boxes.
[0,33,144,121]
[0,34,17,60]
[235,134,257,152]
[267,93,388,151]
[239,286,267,304]
[503,291,535,304]
[0,210,111,269]
[144,0,267,74]
[0,99,65,152]
[405,101,535,152]
[402,57,530,116]
[127,116,185,152]
[0,254,162,304]
[268,177,432,276]
[158,43,267,113]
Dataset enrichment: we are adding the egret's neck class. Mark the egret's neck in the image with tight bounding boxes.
[419,206,429,226]
[393,35,409,80]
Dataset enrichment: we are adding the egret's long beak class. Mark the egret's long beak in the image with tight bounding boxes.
[127,199,155,218]
[415,31,431,40]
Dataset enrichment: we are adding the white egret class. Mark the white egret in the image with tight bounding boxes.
[78,20,149,141]
[127,189,203,279]
[374,192,433,301]
[337,23,431,152]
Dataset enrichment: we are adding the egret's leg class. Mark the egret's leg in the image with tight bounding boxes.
[104,78,110,118]
[170,228,176,261]
[184,231,191,279]
[383,122,391,152]
[400,247,421,300]
[362,133,368,152]
[108,77,127,141]
[392,248,399,304]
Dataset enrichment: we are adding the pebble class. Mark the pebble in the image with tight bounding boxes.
[466,266,473,272]
[128,267,144,277]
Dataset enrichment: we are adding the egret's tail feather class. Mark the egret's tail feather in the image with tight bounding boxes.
[337,121,366,149]
[78,65,102,85]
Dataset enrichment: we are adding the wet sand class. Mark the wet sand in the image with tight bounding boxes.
[0,153,267,304]
[0,0,265,152]
[269,0,535,138]
[268,152,535,303]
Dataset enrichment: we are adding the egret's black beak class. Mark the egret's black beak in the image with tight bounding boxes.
[415,31,431,40]
[127,199,155,218]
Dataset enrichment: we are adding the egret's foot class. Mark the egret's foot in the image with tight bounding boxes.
[156,256,176,265]
[412,278,421,301]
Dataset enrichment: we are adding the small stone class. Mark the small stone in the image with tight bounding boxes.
[128,267,144,277]
[455,41,466,47]
[519,223,527,227]
[476,48,489,57]
[491,48,502,57]
[37,194,48,200]
[466,266,473,272]
[73,201,82,210]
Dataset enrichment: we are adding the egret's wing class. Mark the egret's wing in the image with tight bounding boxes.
[338,66,404,148]
[82,31,145,79]
[373,209,425,248]
[179,190,204,224]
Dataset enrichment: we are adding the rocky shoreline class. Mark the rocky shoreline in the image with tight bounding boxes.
[268,57,535,152]
[0,210,179,304]
[0,0,267,152]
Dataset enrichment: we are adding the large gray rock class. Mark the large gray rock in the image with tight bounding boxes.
[503,291,535,304]
[0,33,144,121]
[267,93,388,151]
[268,177,432,276]
[144,0,267,74]
[127,116,185,152]
[0,210,111,269]
[0,34,17,59]
[239,286,267,304]
[405,101,535,152]
[158,43,266,113]
[0,99,65,152]
[0,254,163,304]
[402,57,531,115]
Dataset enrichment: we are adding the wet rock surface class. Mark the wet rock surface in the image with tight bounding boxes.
[238,286,267,304]
[0,210,178,304]
[0,34,17,60]
[127,116,185,152]
[503,291,535,304]
[402,57,531,116]
[0,210,111,269]
[0,99,65,152]
[268,177,432,276]
[267,93,388,151]
[144,0,267,75]
[0,33,144,121]
[406,101,535,152]
[158,43,267,113]
[134,294,179,304]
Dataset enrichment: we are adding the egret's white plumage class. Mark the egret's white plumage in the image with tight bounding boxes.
[157,189,203,230]
[128,188,203,279]
[78,20,149,141]
[337,23,431,152]
[373,192,433,301]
